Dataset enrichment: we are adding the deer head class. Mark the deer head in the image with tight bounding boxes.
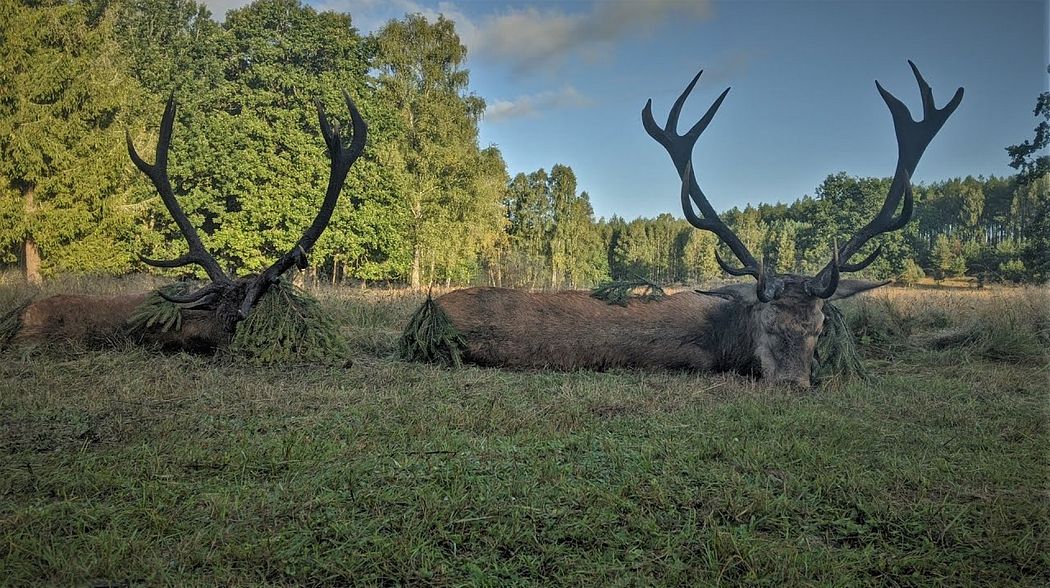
[644,62,962,385]
[126,92,367,332]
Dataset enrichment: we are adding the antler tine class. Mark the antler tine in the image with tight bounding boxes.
[805,240,840,299]
[653,73,761,279]
[239,91,368,319]
[714,251,753,276]
[157,281,227,304]
[128,94,230,285]
[838,244,882,273]
[808,62,962,294]
[342,89,368,162]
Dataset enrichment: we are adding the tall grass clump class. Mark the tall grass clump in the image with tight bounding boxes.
[916,290,1049,362]
[839,295,909,350]
[842,286,1050,364]
[313,285,423,355]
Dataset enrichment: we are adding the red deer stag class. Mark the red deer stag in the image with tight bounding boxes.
[8,92,366,351]
[416,62,962,386]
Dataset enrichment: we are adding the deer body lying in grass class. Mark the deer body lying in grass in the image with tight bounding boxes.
[5,93,366,351]
[434,280,881,383]
[409,62,962,387]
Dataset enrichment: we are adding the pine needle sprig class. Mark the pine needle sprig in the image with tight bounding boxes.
[591,277,666,306]
[398,295,467,367]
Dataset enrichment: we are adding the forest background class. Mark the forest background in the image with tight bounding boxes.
[2,0,1048,290]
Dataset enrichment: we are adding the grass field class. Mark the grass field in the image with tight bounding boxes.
[1,278,1048,586]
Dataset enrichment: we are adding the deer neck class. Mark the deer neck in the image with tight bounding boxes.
[696,299,761,376]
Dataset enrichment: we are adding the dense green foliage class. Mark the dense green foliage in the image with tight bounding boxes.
[814,302,866,386]
[1004,68,1050,282]
[2,284,1047,584]
[228,280,350,365]
[0,0,145,282]
[1,0,1046,286]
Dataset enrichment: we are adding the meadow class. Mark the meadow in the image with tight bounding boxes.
[1,277,1047,586]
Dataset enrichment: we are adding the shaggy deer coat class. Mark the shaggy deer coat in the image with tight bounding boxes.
[10,293,223,351]
[430,281,884,387]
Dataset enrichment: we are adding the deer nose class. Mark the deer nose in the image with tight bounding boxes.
[775,374,812,389]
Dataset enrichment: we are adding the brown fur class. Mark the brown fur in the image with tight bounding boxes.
[12,293,225,351]
[436,288,735,371]
[432,282,873,387]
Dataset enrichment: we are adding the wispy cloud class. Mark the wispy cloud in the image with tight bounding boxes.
[307,1,715,74]
[485,86,593,122]
[465,1,714,74]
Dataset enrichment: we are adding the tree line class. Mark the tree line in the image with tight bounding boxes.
[2,0,1047,288]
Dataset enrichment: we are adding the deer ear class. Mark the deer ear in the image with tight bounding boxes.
[696,284,758,304]
[830,279,891,300]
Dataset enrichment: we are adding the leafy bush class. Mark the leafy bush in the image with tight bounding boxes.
[998,259,1027,283]
[897,259,926,286]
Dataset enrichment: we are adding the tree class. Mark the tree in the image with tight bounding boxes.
[1006,67,1050,282]
[1014,173,1049,281]
[208,0,376,276]
[564,192,610,287]
[372,14,496,289]
[547,164,577,288]
[680,229,719,283]
[931,234,965,281]
[0,0,145,282]
[115,0,225,97]
[803,173,916,279]
[543,164,607,288]
[505,169,551,287]
[1006,66,1049,186]
[763,219,800,274]
[897,258,925,286]
[468,146,510,286]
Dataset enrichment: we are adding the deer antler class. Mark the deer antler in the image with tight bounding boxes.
[237,91,367,318]
[805,61,963,297]
[127,94,231,294]
[128,92,367,322]
[645,70,780,302]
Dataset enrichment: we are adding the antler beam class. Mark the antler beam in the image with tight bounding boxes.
[644,71,768,274]
[237,91,368,319]
[127,95,231,285]
[806,61,963,295]
[647,71,777,301]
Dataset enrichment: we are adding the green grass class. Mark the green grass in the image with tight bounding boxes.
[1,282,1048,586]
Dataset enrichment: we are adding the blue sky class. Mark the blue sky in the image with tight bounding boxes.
[204,0,1049,220]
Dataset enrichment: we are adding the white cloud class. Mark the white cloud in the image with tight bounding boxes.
[310,1,714,74]
[465,1,714,74]
[485,86,592,122]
